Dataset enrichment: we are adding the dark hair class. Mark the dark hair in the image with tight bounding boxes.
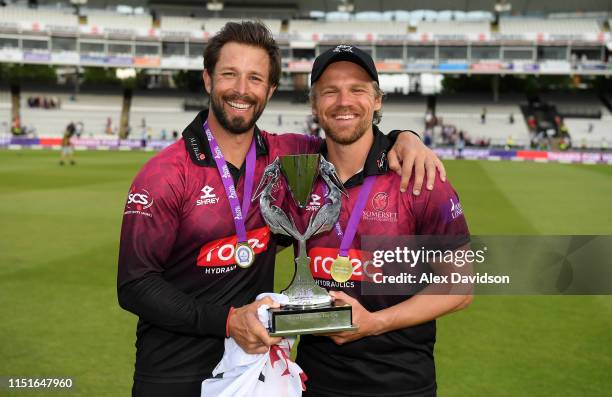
[203,21,281,87]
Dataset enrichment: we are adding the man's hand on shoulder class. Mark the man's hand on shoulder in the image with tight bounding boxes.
[388,131,446,196]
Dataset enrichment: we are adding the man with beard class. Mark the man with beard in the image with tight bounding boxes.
[117,22,445,397]
[294,46,472,397]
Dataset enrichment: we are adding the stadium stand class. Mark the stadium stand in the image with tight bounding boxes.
[416,21,490,35]
[0,90,429,140]
[0,91,308,138]
[160,16,205,33]
[540,92,609,117]
[563,117,612,149]
[0,6,78,30]
[1,88,536,149]
[436,113,530,147]
[203,18,282,35]
[0,3,609,151]
[499,18,602,35]
[386,10,494,24]
[288,20,408,35]
[435,95,530,147]
[533,93,611,148]
[85,11,152,32]
[354,12,392,22]
[345,10,494,24]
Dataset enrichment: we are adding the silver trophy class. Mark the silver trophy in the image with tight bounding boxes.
[254,154,357,336]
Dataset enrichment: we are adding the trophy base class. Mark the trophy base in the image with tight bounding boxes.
[267,300,357,337]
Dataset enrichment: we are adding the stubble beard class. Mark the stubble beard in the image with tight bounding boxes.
[318,108,371,145]
[209,84,268,134]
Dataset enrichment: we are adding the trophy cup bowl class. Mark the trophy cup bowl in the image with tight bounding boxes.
[255,154,357,337]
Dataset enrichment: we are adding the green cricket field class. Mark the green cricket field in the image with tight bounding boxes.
[1,150,611,396]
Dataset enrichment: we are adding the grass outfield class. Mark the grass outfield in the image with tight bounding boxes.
[0,150,611,396]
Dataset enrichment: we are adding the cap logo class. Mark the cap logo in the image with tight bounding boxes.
[333,44,353,53]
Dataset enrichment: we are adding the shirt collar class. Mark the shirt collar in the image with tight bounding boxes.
[320,124,392,189]
[182,109,269,167]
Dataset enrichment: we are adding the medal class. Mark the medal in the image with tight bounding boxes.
[204,120,257,268]
[235,242,255,268]
[331,175,377,283]
[330,255,353,283]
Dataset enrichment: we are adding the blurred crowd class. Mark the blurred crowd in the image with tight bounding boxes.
[27,96,61,109]
[423,110,493,150]
[527,115,571,151]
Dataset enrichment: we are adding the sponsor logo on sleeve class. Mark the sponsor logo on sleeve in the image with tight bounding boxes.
[440,195,464,223]
[448,197,464,221]
[124,187,154,217]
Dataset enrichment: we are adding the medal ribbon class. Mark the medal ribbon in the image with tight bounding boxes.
[203,120,255,244]
[333,175,376,257]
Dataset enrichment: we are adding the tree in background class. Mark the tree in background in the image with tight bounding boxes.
[119,84,134,139]
[82,67,146,138]
[0,64,56,134]
[173,70,203,92]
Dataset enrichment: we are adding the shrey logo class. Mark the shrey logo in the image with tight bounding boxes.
[201,185,215,198]
[372,192,389,212]
[334,44,353,53]
[310,194,321,206]
[126,188,154,212]
[308,247,376,282]
[197,226,270,267]
[305,193,322,211]
[196,185,219,206]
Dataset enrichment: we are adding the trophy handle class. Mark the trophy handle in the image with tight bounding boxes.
[282,239,331,307]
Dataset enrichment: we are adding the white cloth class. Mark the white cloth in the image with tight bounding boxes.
[201,293,306,397]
